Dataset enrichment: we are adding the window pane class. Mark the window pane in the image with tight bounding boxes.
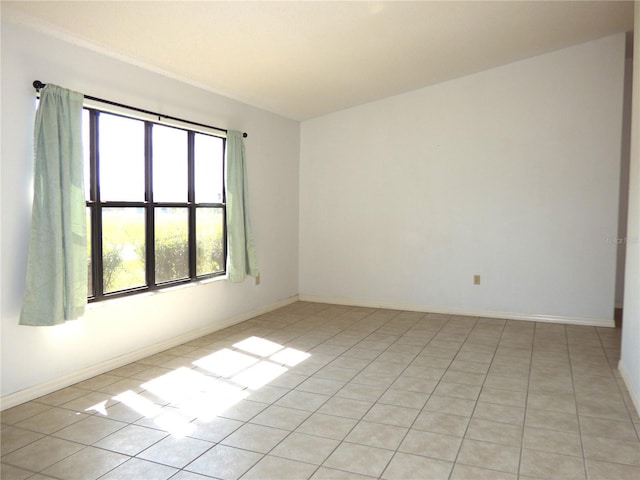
[196,208,224,275]
[102,207,146,293]
[87,207,93,297]
[83,109,90,201]
[153,125,187,202]
[194,134,224,203]
[99,113,145,201]
[155,208,189,283]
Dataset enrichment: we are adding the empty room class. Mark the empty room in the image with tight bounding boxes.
[1,1,639,479]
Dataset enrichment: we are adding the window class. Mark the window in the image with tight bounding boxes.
[83,108,226,301]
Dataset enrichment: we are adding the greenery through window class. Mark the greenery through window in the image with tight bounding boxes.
[83,108,226,301]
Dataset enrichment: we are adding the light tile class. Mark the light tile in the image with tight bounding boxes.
[107,363,151,378]
[42,446,128,480]
[99,458,178,479]
[94,424,168,456]
[457,439,520,473]
[582,435,640,466]
[363,403,419,427]
[523,426,582,457]
[579,416,639,442]
[218,398,268,421]
[4,302,635,480]
[441,370,486,386]
[97,401,145,423]
[314,365,358,382]
[73,374,124,391]
[15,407,88,434]
[335,382,386,402]
[318,396,374,419]
[412,411,469,437]
[52,415,126,444]
[345,421,408,450]
[484,374,528,392]
[586,459,640,480]
[34,387,91,407]
[271,431,339,464]
[296,377,344,395]
[402,365,446,380]
[352,372,397,388]
[472,401,524,425]
[527,391,577,414]
[311,466,376,479]
[391,376,437,394]
[478,387,526,407]
[137,435,213,468]
[399,429,462,461]
[433,381,481,401]
[296,413,358,440]
[60,391,117,414]
[0,402,52,426]
[276,390,330,411]
[98,378,146,396]
[188,416,243,443]
[381,452,452,480]
[221,423,289,453]
[1,436,85,471]
[243,455,318,479]
[244,385,290,404]
[465,418,522,446]
[184,444,262,479]
[577,397,633,422]
[520,448,586,480]
[324,442,394,477]
[525,408,580,433]
[0,426,45,455]
[0,464,34,480]
[423,395,475,417]
[250,404,311,430]
[450,463,517,480]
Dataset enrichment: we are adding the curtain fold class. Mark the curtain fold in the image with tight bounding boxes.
[20,84,86,326]
[226,130,259,282]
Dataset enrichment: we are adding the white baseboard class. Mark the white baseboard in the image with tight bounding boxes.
[298,295,615,328]
[618,360,640,418]
[0,295,299,411]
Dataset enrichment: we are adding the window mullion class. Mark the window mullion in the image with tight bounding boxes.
[188,132,196,279]
[92,109,104,300]
[145,122,155,288]
[221,139,228,272]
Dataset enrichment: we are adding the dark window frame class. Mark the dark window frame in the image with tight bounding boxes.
[85,107,227,302]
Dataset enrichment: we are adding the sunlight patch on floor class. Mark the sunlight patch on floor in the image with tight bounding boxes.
[193,348,258,377]
[86,336,311,437]
[270,347,311,367]
[233,336,284,357]
[232,361,288,390]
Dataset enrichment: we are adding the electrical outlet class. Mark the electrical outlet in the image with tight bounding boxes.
[255,275,261,285]
[473,274,481,285]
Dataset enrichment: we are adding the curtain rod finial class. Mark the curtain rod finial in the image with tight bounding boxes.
[33,80,46,91]
[243,132,248,138]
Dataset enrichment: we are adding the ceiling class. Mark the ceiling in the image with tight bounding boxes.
[2,1,634,120]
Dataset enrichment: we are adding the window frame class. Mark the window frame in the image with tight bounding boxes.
[84,107,227,302]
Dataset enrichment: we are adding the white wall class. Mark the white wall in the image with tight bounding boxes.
[615,43,634,309]
[619,2,640,415]
[0,21,300,403]
[300,34,626,325]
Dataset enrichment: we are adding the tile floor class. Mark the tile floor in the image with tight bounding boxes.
[2,301,639,480]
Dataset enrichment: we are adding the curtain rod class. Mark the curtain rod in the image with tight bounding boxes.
[32,80,247,138]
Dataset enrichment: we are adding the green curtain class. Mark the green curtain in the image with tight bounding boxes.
[20,84,87,326]
[226,131,259,282]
